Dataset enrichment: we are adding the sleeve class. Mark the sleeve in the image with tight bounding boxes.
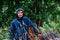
[26,17,39,35]
[10,21,16,40]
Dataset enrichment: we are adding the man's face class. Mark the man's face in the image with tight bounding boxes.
[18,11,23,18]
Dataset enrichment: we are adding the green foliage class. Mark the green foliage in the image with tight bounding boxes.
[0,0,60,40]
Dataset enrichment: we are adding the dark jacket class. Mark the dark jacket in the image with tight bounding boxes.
[10,8,39,40]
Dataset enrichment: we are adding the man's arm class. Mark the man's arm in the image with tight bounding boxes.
[26,17,39,35]
[10,21,15,40]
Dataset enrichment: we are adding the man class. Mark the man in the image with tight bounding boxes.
[10,8,41,40]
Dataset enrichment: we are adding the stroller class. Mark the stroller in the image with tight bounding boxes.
[29,27,60,40]
[38,32,60,40]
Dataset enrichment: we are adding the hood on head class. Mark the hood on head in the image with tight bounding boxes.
[16,8,24,19]
[16,8,24,14]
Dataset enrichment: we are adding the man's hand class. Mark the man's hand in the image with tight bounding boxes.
[38,32,42,40]
[38,33,42,37]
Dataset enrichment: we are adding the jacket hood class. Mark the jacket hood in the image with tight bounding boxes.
[16,8,24,20]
